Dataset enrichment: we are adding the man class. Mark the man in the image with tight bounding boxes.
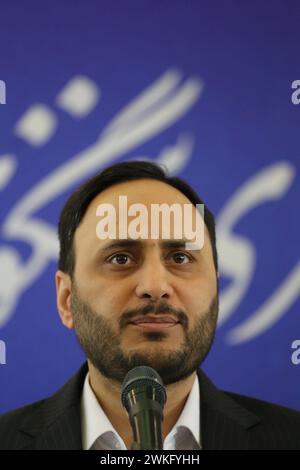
[1,160,300,450]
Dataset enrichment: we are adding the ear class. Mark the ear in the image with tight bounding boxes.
[55,270,74,329]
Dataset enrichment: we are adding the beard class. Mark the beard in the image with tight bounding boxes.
[71,283,219,386]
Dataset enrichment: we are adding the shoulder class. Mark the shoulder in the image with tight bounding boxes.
[226,391,300,418]
[198,369,300,449]
[0,363,88,450]
[225,390,300,427]
[0,399,47,449]
[0,399,46,426]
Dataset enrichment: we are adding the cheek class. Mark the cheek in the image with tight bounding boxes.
[183,277,216,313]
[185,294,206,315]
[94,287,130,322]
[77,269,134,315]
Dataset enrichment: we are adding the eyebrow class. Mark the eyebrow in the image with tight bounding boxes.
[97,239,196,255]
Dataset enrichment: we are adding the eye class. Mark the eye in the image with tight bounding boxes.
[169,252,192,264]
[108,253,133,265]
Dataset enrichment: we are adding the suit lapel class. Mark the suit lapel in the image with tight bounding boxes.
[19,363,88,450]
[197,368,261,449]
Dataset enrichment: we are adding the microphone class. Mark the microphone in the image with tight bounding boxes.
[121,366,167,450]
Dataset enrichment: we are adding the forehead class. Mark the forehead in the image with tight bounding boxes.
[74,178,210,252]
[89,178,193,207]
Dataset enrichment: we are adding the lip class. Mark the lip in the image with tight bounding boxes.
[129,315,180,331]
[130,315,178,324]
[130,322,179,331]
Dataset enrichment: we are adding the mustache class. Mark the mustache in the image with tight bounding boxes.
[120,301,188,330]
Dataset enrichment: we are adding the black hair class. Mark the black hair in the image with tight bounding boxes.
[58,160,218,276]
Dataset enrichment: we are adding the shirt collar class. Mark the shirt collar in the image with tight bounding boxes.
[81,373,127,450]
[81,371,200,450]
[165,371,200,446]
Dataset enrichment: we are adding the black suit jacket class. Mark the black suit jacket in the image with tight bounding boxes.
[1,362,300,450]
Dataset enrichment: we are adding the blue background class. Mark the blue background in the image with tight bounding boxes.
[0,0,300,413]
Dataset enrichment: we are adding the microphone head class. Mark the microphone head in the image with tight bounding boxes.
[121,366,167,411]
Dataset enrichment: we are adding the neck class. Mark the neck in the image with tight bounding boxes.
[87,360,197,449]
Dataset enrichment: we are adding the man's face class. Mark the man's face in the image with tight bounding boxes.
[66,179,219,385]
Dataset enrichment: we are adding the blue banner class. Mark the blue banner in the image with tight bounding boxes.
[0,0,300,413]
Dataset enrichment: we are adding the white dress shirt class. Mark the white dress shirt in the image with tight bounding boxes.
[80,372,201,450]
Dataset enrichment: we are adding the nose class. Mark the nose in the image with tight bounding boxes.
[135,253,174,301]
